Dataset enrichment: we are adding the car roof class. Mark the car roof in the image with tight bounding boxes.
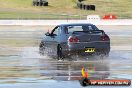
[58,23,94,27]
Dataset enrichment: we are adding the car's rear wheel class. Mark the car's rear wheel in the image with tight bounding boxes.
[57,45,64,60]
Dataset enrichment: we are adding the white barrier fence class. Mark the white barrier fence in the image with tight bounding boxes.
[0,19,132,25]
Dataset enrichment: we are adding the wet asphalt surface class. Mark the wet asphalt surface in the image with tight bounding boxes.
[0,25,131,88]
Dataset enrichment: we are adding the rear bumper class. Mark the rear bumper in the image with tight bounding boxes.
[64,48,110,56]
[61,42,110,56]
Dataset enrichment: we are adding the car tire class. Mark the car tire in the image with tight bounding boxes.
[44,2,48,6]
[90,5,95,10]
[36,2,39,6]
[57,45,64,60]
[33,2,36,6]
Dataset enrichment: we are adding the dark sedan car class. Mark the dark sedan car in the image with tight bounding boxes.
[39,23,110,60]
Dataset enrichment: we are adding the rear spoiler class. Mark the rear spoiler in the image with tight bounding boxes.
[73,30,105,35]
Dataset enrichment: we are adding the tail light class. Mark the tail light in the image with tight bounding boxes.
[68,36,79,43]
[100,35,109,41]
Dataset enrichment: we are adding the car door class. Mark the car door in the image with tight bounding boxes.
[44,26,61,55]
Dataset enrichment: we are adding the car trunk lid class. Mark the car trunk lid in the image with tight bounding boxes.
[68,30,109,43]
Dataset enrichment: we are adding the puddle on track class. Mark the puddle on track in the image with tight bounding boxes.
[0,46,131,84]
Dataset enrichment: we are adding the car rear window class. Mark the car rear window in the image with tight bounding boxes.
[64,25,99,34]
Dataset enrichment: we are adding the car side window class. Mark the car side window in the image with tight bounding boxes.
[51,26,60,36]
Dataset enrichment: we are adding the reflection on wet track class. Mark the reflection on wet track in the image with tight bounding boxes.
[0,26,132,88]
[0,47,111,82]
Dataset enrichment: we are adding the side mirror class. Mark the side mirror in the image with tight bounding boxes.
[45,32,50,36]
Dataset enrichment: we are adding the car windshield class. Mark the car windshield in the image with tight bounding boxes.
[64,25,99,34]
